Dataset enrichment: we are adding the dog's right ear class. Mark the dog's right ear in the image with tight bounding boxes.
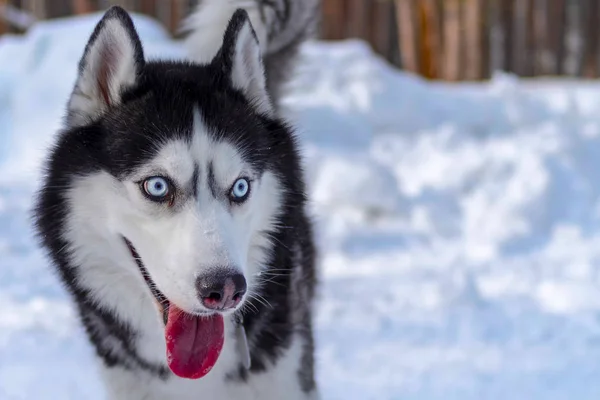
[67,6,145,127]
[217,9,273,116]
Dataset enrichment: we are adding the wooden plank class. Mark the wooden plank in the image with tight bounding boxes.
[72,0,96,14]
[481,0,490,78]
[582,0,600,77]
[140,0,157,15]
[442,0,462,80]
[170,0,183,34]
[50,0,72,18]
[388,0,402,66]
[0,0,6,35]
[370,0,392,58]
[532,0,547,75]
[420,0,442,79]
[523,0,536,76]
[322,0,347,40]
[395,0,419,74]
[110,0,130,11]
[548,0,567,75]
[512,0,524,74]
[500,0,514,73]
[346,0,369,39]
[528,0,538,76]
[512,0,535,76]
[486,0,500,73]
[130,0,141,12]
[463,0,486,80]
[534,0,555,76]
[571,0,584,77]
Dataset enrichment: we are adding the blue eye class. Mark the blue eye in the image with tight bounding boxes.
[230,178,250,202]
[143,176,171,201]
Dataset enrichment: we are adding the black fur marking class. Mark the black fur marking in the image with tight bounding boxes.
[192,163,200,199]
[33,4,317,393]
[123,237,170,325]
[80,300,171,380]
[207,161,218,200]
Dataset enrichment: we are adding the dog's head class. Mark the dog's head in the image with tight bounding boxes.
[35,6,302,378]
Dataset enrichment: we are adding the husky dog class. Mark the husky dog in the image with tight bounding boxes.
[33,2,318,399]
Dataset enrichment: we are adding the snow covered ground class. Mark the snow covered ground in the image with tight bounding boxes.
[2,12,600,400]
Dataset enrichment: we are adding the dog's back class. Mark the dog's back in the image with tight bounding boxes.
[184,0,320,107]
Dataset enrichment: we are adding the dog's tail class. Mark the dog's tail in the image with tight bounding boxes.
[183,0,320,110]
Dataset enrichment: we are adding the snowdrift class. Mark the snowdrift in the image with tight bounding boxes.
[1,11,600,400]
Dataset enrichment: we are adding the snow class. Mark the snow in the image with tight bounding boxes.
[2,11,600,400]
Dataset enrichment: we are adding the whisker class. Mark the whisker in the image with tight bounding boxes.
[247,293,273,309]
[242,298,260,314]
[254,277,287,288]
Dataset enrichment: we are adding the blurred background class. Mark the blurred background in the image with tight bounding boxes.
[2,0,600,80]
[3,1,600,400]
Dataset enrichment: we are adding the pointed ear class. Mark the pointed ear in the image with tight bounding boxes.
[67,6,144,127]
[219,9,273,116]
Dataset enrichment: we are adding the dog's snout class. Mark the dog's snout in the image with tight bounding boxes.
[196,270,246,310]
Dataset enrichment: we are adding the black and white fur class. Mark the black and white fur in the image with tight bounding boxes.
[183,0,320,107]
[33,4,318,399]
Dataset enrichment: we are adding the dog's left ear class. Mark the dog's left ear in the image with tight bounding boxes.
[219,9,273,116]
[67,6,145,127]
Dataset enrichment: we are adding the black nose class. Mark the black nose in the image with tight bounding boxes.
[196,271,247,310]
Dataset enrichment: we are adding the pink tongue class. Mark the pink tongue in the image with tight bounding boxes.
[165,304,224,379]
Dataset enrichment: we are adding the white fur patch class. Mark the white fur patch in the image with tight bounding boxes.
[183,0,268,63]
[229,17,273,115]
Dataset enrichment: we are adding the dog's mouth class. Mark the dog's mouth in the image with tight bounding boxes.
[122,237,225,380]
[124,238,170,324]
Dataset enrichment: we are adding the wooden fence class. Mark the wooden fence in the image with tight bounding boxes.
[1,0,600,81]
[0,0,196,33]
[393,0,600,80]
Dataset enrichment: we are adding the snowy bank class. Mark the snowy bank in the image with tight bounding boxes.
[2,12,600,400]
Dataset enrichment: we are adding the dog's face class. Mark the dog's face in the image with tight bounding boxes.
[105,109,284,316]
[38,8,297,327]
